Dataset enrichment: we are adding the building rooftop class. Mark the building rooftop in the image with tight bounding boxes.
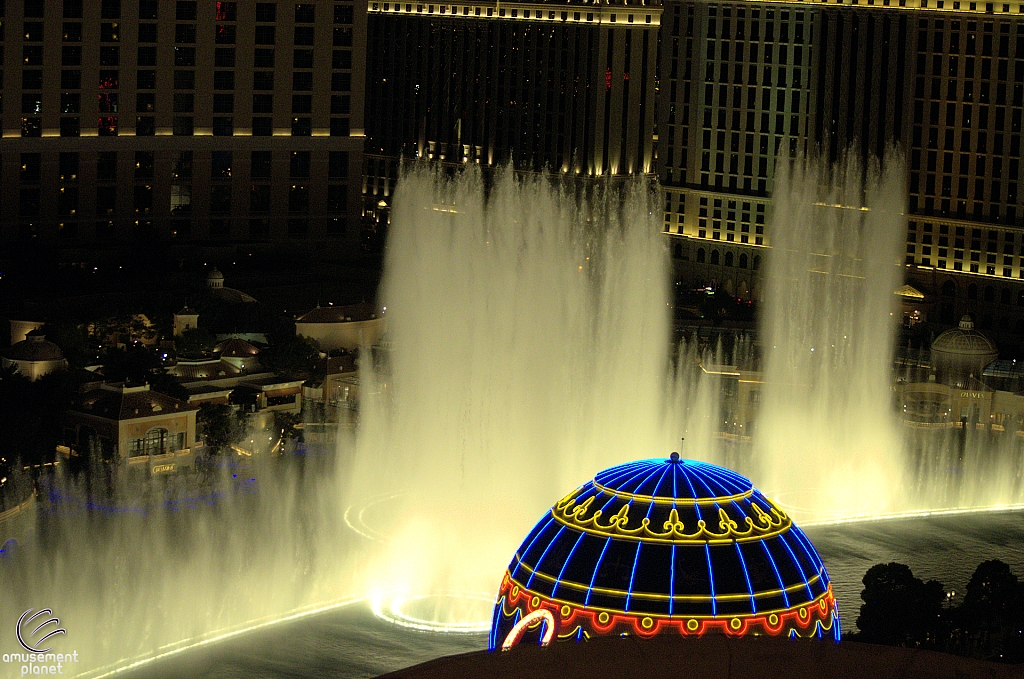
[214,338,260,358]
[296,303,379,324]
[72,384,197,421]
[931,316,999,358]
[3,335,65,363]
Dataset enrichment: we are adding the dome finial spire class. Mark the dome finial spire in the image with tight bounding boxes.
[670,438,683,463]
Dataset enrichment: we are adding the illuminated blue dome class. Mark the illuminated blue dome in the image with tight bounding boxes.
[490,456,839,649]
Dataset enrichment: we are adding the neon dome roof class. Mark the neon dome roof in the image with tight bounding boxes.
[490,455,839,650]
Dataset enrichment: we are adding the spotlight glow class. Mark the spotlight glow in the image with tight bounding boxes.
[371,592,493,634]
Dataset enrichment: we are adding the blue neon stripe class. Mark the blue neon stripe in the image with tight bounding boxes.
[624,539,643,612]
[511,515,556,580]
[733,541,758,614]
[704,542,717,616]
[669,542,676,616]
[550,530,587,598]
[526,525,566,588]
[698,464,752,495]
[584,537,613,606]
[776,532,814,600]
[759,539,791,608]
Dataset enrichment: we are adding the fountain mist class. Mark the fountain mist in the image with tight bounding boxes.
[754,153,909,519]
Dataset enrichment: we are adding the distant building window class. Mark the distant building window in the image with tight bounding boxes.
[255,25,276,44]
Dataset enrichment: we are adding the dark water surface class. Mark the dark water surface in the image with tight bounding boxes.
[124,510,1024,679]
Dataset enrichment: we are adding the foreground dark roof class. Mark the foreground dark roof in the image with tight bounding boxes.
[377,635,1022,679]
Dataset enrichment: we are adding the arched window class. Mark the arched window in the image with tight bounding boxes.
[752,255,761,271]
[739,253,748,269]
[132,427,169,457]
[984,286,995,302]
[696,248,706,263]
[673,243,683,259]
[967,283,977,300]
[725,252,734,267]
[1002,288,1012,305]
[941,280,955,297]
[710,250,720,265]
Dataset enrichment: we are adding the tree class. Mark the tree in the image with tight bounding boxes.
[855,562,945,647]
[176,327,217,355]
[261,334,320,376]
[197,403,245,452]
[39,321,100,368]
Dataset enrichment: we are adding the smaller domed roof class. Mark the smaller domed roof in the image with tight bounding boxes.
[931,316,999,358]
[3,335,65,362]
[214,337,259,357]
[207,268,225,281]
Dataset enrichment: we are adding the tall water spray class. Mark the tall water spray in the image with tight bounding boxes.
[346,166,680,609]
[755,153,909,519]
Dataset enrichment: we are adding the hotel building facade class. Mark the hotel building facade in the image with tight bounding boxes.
[0,0,366,254]
[661,0,1024,337]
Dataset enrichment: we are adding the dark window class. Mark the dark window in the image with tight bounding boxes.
[174,70,195,89]
[333,27,352,46]
[100,22,119,42]
[22,70,43,89]
[291,94,312,113]
[175,24,196,43]
[215,24,236,44]
[139,24,157,42]
[64,0,84,19]
[61,93,80,113]
[24,23,44,41]
[331,72,351,92]
[20,189,41,216]
[59,153,79,181]
[294,49,314,69]
[137,70,156,89]
[140,0,158,20]
[290,151,311,178]
[173,151,193,179]
[330,118,349,136]
[175,46,195,66]
[210,186,231,213]
[97,152,118,181]
[215,47,235,67]
[254,48,274,68]
[100,46,119,66]
[24,0,44,17]
[213,117,233,136]
[136,116,154,136]
[213,93,234,113]
[22,46,43,66]
[176,1,197,21]
[250,184,271,212]
[255,25,275,44]
[62,46,82,65]
[294,26,314,45]
[327,185,347,213]
[61,70,81,89]
[101,0,121,19]
[252,117,272,136]
[135,151,154,179]
[295,4,315,22]
[255,3,276,21]
[330,95,350,114]
[137,46,157,65]
[63,22,82,41]
[328,152,349,179]
[291,117,311,136]
[334,5,353,23]
[173,116,193,135]
[254,72,274,90]
[251,151,272,178]
[211,151,232,178]
[289,186,309,213]
[332,50,352,70]
[20,154,42,182]
[253,94,273,113]
[214,71,235,90]
[287,218,308,237]
[136,93,154,112]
